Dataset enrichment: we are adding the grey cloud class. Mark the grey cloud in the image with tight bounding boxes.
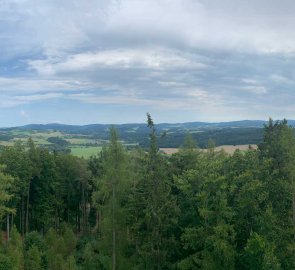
[1,0,295,123]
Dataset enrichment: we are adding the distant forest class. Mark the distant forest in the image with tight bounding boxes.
[0,116,294,269]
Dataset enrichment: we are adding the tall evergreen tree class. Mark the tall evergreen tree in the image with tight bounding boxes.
[128,113,179,269]
[258,119,295,268]
[92,127,130,269]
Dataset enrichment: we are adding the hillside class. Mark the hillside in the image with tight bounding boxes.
[0,120,293,157]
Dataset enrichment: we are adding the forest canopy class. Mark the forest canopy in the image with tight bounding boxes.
[0,116,294,269]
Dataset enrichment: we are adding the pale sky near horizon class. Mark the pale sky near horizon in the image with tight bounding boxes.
[1,0,295,126]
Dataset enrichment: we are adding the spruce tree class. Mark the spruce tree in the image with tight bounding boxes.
[128,113,179,269]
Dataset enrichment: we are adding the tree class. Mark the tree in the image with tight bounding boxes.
[25,245,43,270]
[128,113,179,269]
[92,127,130,269]
[6,226,24,270]
[0,141,32,235]
[258,119,295,268]
[179,151,236,270]
[0,165,15,240]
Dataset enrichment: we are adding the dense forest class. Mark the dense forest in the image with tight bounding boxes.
[0,115,294,269]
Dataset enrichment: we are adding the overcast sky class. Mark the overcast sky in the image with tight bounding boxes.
[1,0,295,126]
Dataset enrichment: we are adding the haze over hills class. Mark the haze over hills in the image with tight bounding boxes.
[0,120,295,157]
[0,119,294,153]
[2,119,293,131]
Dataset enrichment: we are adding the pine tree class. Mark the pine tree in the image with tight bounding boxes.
[92,127,130,269]
[258,119,295,268]
[128,113,179,269]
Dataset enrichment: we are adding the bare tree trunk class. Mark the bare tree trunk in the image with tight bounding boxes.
[81,184,86,233]
[26,181,31,234]
[92,209,99,233]
[99,209,102,234]
[77,205,81,233]
[293,192,295,239]
[112,183,116,270]
[6,213,10,241]
[21,197,25,236]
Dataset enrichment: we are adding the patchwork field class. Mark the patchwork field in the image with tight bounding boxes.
[0,129,106,158]
[0,122,266,158]
[160,144,258,155]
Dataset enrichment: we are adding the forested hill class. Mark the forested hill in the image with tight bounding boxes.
[2,120,295,148]
[0,119,272,132]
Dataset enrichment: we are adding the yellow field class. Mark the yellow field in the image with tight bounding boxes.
[160,144,258,155]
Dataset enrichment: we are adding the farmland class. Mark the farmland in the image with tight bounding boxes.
[0,120,280,157]
[160,144,258,155]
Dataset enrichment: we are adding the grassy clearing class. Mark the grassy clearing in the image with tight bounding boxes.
[32,131,64,139]
[10,137,52,145]
[69,146,102,158]
[10,130,32,136]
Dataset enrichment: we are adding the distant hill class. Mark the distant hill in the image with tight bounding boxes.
[0,119,294,149]
[0,119,272,132]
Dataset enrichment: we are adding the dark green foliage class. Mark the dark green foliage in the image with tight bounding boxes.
[126,114,180,269]
[47,137,69,146]
[6,226,24,270]
[0,253,13,270]
[242,232,281,270]
[25,245,43,270]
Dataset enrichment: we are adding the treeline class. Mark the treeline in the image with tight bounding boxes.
[0,116,294,269]
[156,127,264,148]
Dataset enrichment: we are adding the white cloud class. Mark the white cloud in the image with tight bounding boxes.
[270,74,294,84]
[2,0,295,63]
[0,77,95,94]
[243,86,268,95]
[28,48,207,75]
[0,92,64,108]
[20,110,29,118]
[241,78,259,85]
[104,0,295,54]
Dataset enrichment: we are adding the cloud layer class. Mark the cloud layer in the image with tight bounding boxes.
[0,0,295,125]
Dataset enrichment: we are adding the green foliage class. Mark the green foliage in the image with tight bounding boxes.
[0,253,13,270]
[24,231,45,252]
[92,127,132,269]
[0,165,15,219]
[127,114,180,269]
[7,226,24,270]
[243,232,281,270]
[0,117,294,269]
[25,245,43,270]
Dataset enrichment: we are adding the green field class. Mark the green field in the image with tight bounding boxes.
[69,146,102,158]
[0,129,105,158]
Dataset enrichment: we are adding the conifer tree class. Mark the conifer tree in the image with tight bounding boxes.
[128,113,179,269]
[92,127,130,269]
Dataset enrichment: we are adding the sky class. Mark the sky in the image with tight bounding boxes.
[1,0,295,126]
